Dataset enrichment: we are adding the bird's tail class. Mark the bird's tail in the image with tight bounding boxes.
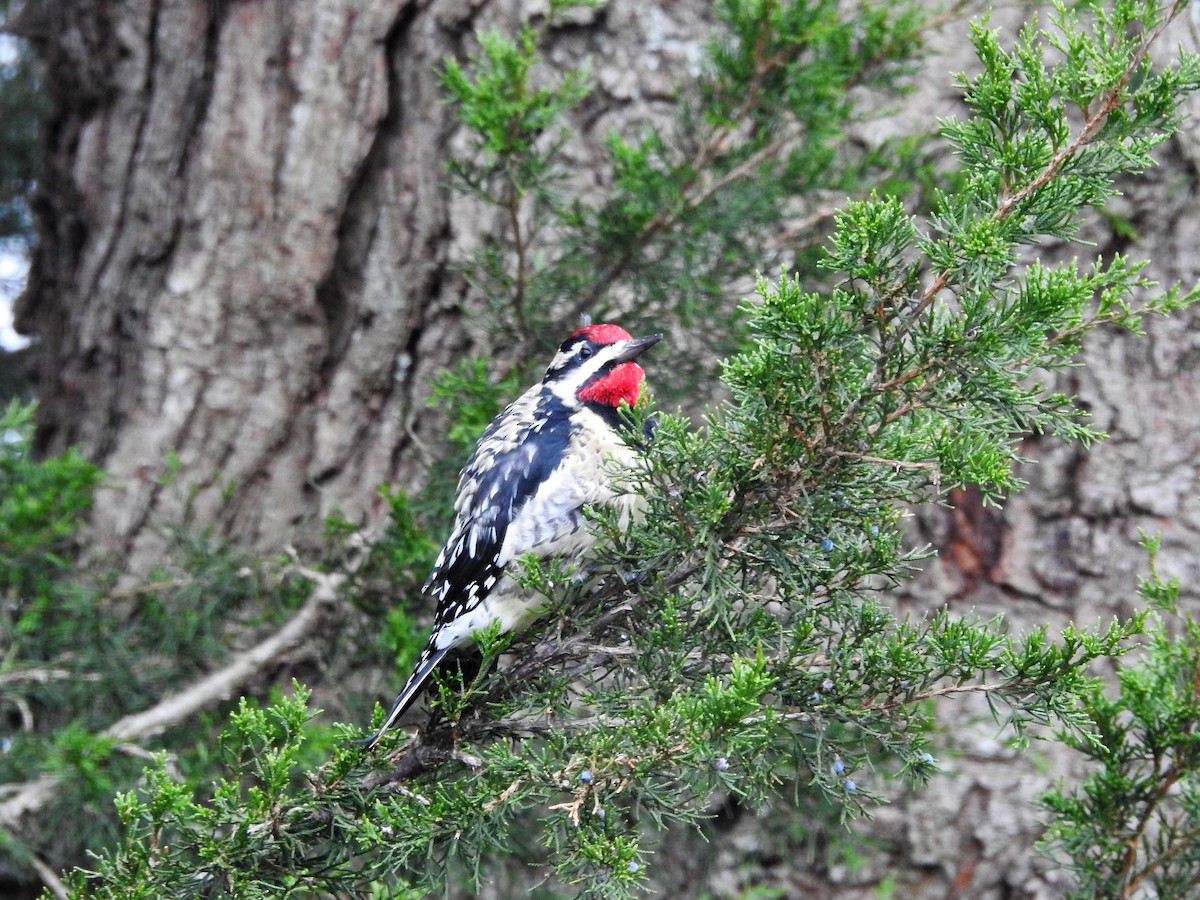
[355,644,451,749]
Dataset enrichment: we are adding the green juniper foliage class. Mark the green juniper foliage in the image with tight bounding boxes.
[1038,534,1200,900]
[45,0,1200,897]
[443,0,932,391]
[0,400,100,601]
[0,0,1195,897]
[0,400,324,878]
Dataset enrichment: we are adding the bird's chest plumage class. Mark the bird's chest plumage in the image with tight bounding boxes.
[501,407,639,560]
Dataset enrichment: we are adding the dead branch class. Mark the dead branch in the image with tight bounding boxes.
[0,565,343,833]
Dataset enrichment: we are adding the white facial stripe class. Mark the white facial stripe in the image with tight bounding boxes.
[544,340,631,404]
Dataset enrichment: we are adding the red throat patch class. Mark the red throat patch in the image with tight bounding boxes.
[577,361,646,408]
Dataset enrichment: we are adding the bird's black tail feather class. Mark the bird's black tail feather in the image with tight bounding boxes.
[354,644,452,749]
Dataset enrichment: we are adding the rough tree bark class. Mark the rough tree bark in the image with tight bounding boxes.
[16,0,478,568]
[12,0,1200,897]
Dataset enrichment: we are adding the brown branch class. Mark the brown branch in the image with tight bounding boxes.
[0,565,343,833]
[1118,753,1183,897]
[0,668,99,687]
[829,449,938,471]
[997,0,1183,223]
[860,679,1017,713]
[1122,820,1200,898]
[1115,651,1200,897]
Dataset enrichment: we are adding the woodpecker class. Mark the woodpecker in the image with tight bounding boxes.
[360,323,662,747]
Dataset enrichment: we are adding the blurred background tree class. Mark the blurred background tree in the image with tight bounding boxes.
[0,0,41,243]
[0,0,40,400]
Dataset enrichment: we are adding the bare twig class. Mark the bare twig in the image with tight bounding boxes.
[0,565,344,832]
[106,573,339,742]
[829,449,938,471]
[0,667,99,687]
[0,821,70,899]
[1115,651,1200,897]
[26,848,70,900]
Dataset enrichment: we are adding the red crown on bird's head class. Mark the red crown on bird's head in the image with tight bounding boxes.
[569,323,634,344]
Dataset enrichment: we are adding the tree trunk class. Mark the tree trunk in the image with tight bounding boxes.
[17,0,481,567]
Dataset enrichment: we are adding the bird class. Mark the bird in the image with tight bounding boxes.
[359,322,662,747]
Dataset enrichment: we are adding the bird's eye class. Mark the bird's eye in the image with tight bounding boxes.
[579,345,594,360]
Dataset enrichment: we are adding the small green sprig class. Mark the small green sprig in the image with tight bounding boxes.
[1039,534,1200,898]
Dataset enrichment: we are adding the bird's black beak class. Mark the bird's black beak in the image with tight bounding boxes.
[611,333,663,365]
